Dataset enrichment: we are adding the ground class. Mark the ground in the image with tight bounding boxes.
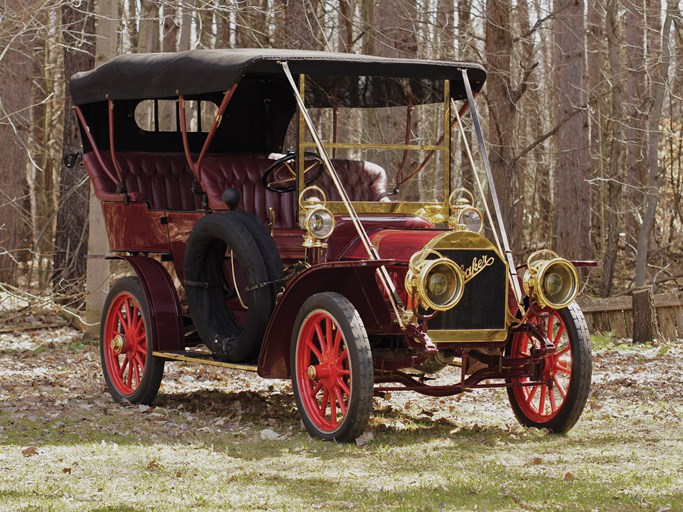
[0,314,681,511]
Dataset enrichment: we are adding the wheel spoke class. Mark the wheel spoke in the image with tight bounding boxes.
[556,363,572,375]
[329,392,337,423]
[332,328,342,355]
[334,387,347,416]
[525,385,538,405]
[118,356,129,379]
[311,381,323,397]
[314,324,327,351]
[325,317,334,351]
[125,301,136,333]
[337,377,350,396]
[132,357,141,387]
[538,386,547,415]
[116,310,127,333]
[549,387,557,412]
[320,389,329,416]
[546,314,555,341]
[556,345,570,357]
[305,338,323,362]
[553,324,566,346]
[133,315,145,337]
[337,348,348,365]
[554,375,567,398]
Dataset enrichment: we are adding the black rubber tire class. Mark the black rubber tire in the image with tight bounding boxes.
[100,277,165,404]
[184,212,274,362]
[229,210,284,307]
[291,292,374,442]
[506,302,592,433]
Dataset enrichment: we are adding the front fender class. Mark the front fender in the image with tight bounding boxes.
[108,255,183,351]
[258,259,396,379]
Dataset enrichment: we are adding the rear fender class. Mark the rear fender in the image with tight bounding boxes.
[258,260,396,379]
[109,255,183,351]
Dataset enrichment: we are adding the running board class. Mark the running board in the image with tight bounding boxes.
[153,351,258,372]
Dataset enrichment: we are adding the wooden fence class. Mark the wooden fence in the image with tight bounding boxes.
[578,293,683,340]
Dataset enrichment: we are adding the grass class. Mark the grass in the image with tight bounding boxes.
[1,330,682,511]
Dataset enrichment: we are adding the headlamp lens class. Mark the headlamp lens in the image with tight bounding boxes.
[306,208,335,239]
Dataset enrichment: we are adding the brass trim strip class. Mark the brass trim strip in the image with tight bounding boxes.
[429,329,509,343]
[153,351,258,372]
[301,141,447,152]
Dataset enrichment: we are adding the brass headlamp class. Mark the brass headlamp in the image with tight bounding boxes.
[523,250,579,309]
[299,186,335,248]
[404,249,465,312]
[448,188,483,234]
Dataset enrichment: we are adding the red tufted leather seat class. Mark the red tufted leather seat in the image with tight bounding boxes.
[84,151,390,225]
[83,151,203,210]
[201,154,298,227]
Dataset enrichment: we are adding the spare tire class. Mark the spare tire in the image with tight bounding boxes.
[229,210,284,312]
[184,212,280,363]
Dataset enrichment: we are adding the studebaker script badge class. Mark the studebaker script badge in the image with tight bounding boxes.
[461,254,495,284]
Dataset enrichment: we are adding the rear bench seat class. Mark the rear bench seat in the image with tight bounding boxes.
[83,151,389,229]
[82,152,203,211]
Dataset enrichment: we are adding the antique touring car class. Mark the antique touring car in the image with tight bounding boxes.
[70,49,592,441]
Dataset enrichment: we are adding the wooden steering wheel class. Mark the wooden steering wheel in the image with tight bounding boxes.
[261,152,324,193]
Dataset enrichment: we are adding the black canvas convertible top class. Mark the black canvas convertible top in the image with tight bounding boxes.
[70,48,486,105]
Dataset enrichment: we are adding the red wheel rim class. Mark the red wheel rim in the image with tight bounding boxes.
[511,311,572,423]
[103,292,148,396]
[296,310,351,432]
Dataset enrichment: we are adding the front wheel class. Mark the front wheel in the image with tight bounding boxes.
[506,302,592,433]
[100,277,164,404]
[291,292,373,441]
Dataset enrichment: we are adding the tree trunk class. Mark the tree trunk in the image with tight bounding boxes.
[138,0,159,53]
[456,0,475,193]
[632,0,676,342]
[632,286,659,342]
[623,0,648,259]
[552,0,591,261]
[162,2,179,53]
[178,0,196,51]
[280,0,321,50]
[586,0,607,260]
[52,0,95,303]
[0,0,32,285]
[83,0,117,334]
[599,0,624,297]
[485,0,521,255]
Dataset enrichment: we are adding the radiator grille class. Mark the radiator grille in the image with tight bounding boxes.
[428,249,507,331]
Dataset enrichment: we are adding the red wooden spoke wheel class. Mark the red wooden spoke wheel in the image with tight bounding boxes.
[100,277,164,404]
[291,292,373,442]
[507,302,592,433]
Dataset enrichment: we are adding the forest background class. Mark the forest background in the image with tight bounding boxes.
[0,0,682,341]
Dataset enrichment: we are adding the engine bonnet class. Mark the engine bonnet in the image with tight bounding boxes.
[342,228,502,263]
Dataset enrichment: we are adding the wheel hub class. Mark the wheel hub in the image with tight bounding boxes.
[110,335,127,355]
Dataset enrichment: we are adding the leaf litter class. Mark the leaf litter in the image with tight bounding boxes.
[0,323,681,511]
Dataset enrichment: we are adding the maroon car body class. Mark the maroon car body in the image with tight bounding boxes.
[71,49,592,441]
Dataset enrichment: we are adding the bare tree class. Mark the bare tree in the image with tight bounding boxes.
[552,0,591,261]
[485,0,524,254]
[0,0,33,286]
[599,0,625,297]
[52,0,95,303]
[632,0,677,342]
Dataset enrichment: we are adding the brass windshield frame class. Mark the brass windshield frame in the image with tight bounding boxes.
[295,75,453,214]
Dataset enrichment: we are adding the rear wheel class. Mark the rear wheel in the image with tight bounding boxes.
[100,277,164,404]
[291,293,373,441]
[507,302,591,433]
